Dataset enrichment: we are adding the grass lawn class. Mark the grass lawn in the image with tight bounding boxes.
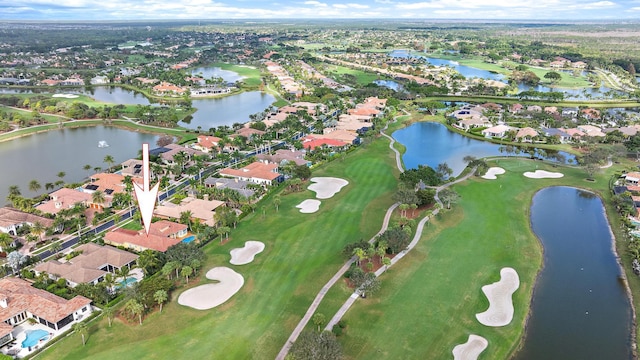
[38,136,399,360]
[338,158,618,359]
[322,64,388,86]
[210,62,263,87]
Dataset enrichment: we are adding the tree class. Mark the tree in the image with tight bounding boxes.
[379,227,410,254]
[436,162,453,181]
[352,247,366,266]
[103,155,115,171]
[273,195,281,212]
[72,322,88,346]
[92,190,106,208]
[179,211,193,231]
[217,226,231,243]
[289,330,343,360]
[156,135,174,147]
[0,233,13,252]
[312,313,326,332]
[7,251,26,273]
[438,188,459,209]
[103,306,114,327]
[181,265,193,283]
[57,171,66,184]
[29,179,41,193]
[83,164,92,178]
[31,221,45,243]
[124,299,144,325]
[544,71,562,83]
[382,257,392,272]
[154,289,168,313]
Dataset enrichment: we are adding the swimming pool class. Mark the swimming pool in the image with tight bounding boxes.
[21,329,50,348]
[182,235,196,243]
[117,277,137,288]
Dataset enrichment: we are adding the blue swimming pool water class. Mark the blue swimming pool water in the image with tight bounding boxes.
[182,235,196,243]
[21,329,49,348]
[117,277,137,288]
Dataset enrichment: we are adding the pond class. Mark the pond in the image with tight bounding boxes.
[0,126,159,206]
[389,50,506,82]
[513,187,632,359]
[392,122,574,176]
[181,91,275,130]
[190,66,244,84]
[516,83,621,100]
[79,86,153,105]
[373,79,404,91]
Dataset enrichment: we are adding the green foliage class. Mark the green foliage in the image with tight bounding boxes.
[165,242,205,268]
[289,330,343,360]
[378,227,410,254]
[342,239,370,259]
[399,165,441,187]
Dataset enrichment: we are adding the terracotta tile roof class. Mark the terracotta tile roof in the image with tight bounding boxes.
[515,127,539,138]
[36,188,92,215]
[148,220,188,237]
[154,198,225,227]
[34,243,138,285]
[104,228,183,253]
[235,127,265,138]
[310,129,358,143]
[0,278,91,324]
[0,207,54,229]
[196,135,221,150]
[153,81,186,94]
[302,137,348,150]
[219,162,281,182]
[86,173,126,195]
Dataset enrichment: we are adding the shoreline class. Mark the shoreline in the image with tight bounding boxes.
[509,186,637,359]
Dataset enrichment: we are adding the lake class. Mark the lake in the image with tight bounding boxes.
[190,66,244,83]
[392,122,574,176]
[513,187,632,359]
[0,126,159,206]
[181,91,275,130]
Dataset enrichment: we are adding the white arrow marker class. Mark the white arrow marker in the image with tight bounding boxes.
[133,143,160,236]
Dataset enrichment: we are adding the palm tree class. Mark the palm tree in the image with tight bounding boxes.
[28,179,41,193]
[103,306,114,327]
[31,221,45,243]
[83,164,92,178]
[154,289,168,312]
[0,233,12,252]
[382,257,392,272]
[50,241,62,255]
[353,247,366,266]
[273,195,281,212]
[8,185,21,197]
[124,299,144,325]
[93,166,102,174]
[45,182,55,191]
[57,171,66,184]
[72,322,88,346]
[92,190,106,208]
[103,155,115,172]
[179,211,193,231]
[217,226,230,244]
[181,265,193,283]
[117,265,130,281]
[137,250,160,276]
[104,273,116,292]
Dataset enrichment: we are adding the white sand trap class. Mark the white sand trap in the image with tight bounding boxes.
[481,167,505,180]
[230,241,265,265]
[452,334,489,360]
[178,267,244,310]
[308,177,349,199]
[296,199,321,213]
[523,170,564,179]
[476,267,520,327]
[52,93,79,99]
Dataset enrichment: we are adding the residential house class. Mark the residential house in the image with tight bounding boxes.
[515,127,539,142]
[301,137,349,151]
[527,105,542,113]
[154,198,225,227]
[482,125,515,138]
[581,108,601,120]
[257,149,309,167]
[193,135,221,153]
[33,243,138,287]
[82,173,126,208]
[104,220,187,252]
[456,117,491,130]
[562,107,579,117]
[120,159,144,178]
[311,129,359,145]
[152,82,186,95]
[90,76,109,85]
[0,277,92,335]
[510,103,524,114]
[577,124,606,137]
[625,172,640,186]
[204,178,255,198]
[219,162,283,186]
[160,144,206,166]
[0,207,57,236]
[543,128,571,143]
[35,188,92,215]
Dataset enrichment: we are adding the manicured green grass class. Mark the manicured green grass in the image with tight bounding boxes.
[39,137,399,360]
[210,63,263,87]
[338,158,617,359]
[323,64,388,86]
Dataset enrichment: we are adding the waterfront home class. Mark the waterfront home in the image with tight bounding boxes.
[82,173,126,208]
[120,159,144,178]
[0,208,57,236]
[561,107,579,117]
[152,82,187,96]
[456,117,492,130]
[33,243,138,288]
[160,144,206,166]
[543,128,571,143]
[204,178,255,198]
[482,124,515,138]
[577,124,606,137]
[35,188,92,215]
[219,162,283,186]
[0,277,92,334]
[193,135,221,153]
[104,220,187,252]
[154,197,225,227]
[515,127,539,142]
[257,149,309,167]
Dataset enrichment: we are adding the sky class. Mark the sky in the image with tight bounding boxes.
[2,0,640,21]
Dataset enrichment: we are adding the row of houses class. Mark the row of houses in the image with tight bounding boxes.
[264,60,304,97]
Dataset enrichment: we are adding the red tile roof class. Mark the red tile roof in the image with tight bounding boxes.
[104,228,182,253]
[219,162,280,182]
[0,278,91,324]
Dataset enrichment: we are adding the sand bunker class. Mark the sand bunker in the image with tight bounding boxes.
[523,170,564,179]
[230,241,265,265]
[308,177,349,199]
[476,267,520,327]
[52,94,79,99]
[452,335,488,360]
[178,267,244,310]
[296,199,321,213]
[481,167,505,180]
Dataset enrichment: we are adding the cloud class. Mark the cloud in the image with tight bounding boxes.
[303,0,327,6]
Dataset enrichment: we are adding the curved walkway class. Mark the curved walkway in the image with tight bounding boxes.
[275,202,399,360]
[277,115,476,359]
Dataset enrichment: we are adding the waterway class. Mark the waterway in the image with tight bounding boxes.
[0,126,158,206]
[392,122,574,176]
[513,187,632,359]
